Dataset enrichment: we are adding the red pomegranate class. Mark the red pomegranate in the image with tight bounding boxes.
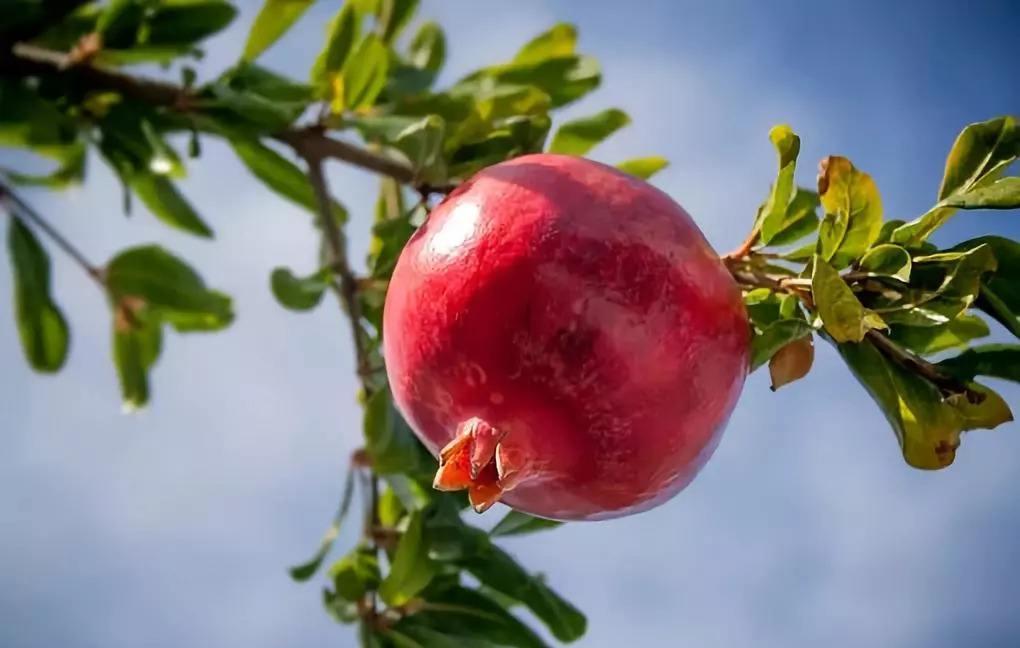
[383,154,749,520]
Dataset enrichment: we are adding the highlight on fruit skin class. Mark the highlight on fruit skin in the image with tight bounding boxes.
[383,153,750,521]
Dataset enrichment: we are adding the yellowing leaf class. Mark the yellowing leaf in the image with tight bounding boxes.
[816,156,883,268]
[768,335,814,391]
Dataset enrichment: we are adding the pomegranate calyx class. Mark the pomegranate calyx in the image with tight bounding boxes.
[432,418,525,513]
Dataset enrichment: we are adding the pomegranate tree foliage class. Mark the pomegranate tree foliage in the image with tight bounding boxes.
[1,0,1019,645]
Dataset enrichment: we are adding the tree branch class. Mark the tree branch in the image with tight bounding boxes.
[3,42,431,191]
[0,179,105,287]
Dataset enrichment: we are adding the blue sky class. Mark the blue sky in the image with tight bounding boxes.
[3,1,1020,646]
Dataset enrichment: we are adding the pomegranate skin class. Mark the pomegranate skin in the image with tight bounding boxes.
[383,154,749,521]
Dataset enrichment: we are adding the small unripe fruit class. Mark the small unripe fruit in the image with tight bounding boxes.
[383,154,749,520]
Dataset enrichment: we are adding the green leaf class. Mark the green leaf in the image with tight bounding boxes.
[289,468,356,581]
[379,511,437,606]
[889,314,989,356]
[310,3,359,89]
[105,246,233,331]
[147,0,238,46]
[270,267,329,311]
[349,115,447,181]
[112,310,162,411]
[140,120,185,178]
[514,23,576,64]
[369,208,417,279]
[229,138,347,222]
[329,546,382,601]
[767,188,820,247]
[96,0,146,46]
[939,116,1020,200]
[392,586,550,648]
[859,244,911,282]
[816,156,883,268]
[490,511,563,538]
[6,217,70,372]
[363,387,432,476]
[457,54,600,109]
[243,0,314,62]
[203,63,311,131]
[340,34,390,110]
[408,21,446,74]
[461,543,586,643]
[615,156,668,180]
[758,124,800,244]
[812,256,885,343]
[938,344,1020,383]
[941,177,1020,210]
[893,116,1019,244]
[548,108,630,156]
[839,339,962,469]
[750,319,813,371]
[378,0,418,43]
[130,173,212,237]
[2,141,87,189]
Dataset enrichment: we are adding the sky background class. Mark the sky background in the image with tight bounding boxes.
[3,1,1020,646]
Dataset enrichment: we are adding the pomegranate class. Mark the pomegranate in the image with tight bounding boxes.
[383,154,748,520]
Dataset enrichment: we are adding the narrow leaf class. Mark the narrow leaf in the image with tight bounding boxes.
[130,173,212,238]
[379,511,437,606]
[310,3,359,89]
[243,0,314,62]
[615,156,668,180]
[341,34,389,110]
[289,469,357,581]
[6,218,69,372]
[548,108,630,156]
[490,511,563,538]
[759,124,800,244]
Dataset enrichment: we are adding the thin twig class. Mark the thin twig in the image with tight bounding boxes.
[0,180,105,287]
[865,330,982,402]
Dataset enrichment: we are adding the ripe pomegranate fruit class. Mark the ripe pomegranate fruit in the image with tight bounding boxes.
[383,154,749,520]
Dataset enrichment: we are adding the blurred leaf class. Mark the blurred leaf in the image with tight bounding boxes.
[743,288,784,329]
[130,173,212,237]
[340,34,390,110]
[391,586,549,648]
[947,382,1014,431]
[2,141,86,189]
[105,246,233,331]
[146,0,238,46]
[448,115,551,179]
[310,3,359,89]
[140,120,185,178]
[758,124,800,244]
[329,546,381,601]
[6,217,69,372]
[369,211,416,279]
[812,256,885,343]
[768,335,814,391]
[349,115,446,181]
[461,543,586,643]
[229,138,347,222]
[941,177,1020,210]
[767,188,820,247]
[893,115,1019,244]
[513,23,576,64]
[859,244,911,282]
[243,0,314,62]
[408,21,446,74]
[457,51,600,109]
[548,108,629,156]
[938,344,1020,383]
[839,338,962,469]
[615,156,668,180]
[490,511,562,538]
[96,0,146,46]
[817,156,883,268]
[112,309,162,410]
[379,511,437,606]
[289,468,356,581]
[270,267,329,311]
[750,319,813,371]
[889,314,989,356]
[378,0,418,43]
[0,78,79,151]
[363,387,432,475]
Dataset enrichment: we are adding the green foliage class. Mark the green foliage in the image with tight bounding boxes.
[3,4,1018,646]
[6,217,69,372]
